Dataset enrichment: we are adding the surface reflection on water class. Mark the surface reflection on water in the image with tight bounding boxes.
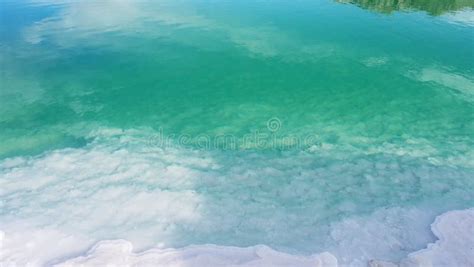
[335,0,474,15]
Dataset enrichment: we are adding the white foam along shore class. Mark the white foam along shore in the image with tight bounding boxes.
[3,208,467,267]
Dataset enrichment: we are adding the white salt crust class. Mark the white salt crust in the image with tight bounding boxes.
[1,209,470,267]
[1,130,472,266]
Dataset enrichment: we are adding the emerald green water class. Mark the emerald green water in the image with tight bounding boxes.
[1,0,473,158]
[0,0,473,265]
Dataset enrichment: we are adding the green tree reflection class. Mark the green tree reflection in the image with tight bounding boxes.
[335,0,474,15]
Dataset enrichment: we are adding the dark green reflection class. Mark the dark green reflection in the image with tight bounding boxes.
[335,0,474,15]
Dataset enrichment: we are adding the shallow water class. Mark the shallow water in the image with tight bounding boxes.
[1,0,473,266]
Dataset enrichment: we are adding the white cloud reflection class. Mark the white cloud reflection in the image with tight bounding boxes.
[24,0,212,43]
[441,9,474,27]
[418,67,474,98]
[23,0,334,61]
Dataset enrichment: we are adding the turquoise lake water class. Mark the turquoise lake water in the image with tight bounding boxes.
[1,0,473,265]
